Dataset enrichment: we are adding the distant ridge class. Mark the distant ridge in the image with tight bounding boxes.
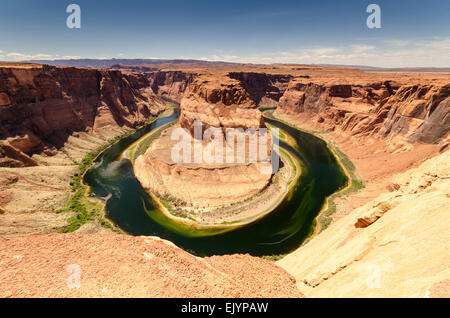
[316,64,450,72]
[19,58,450,72]
[21,58,242,68]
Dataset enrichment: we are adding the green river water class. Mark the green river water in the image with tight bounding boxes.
[84,111,348,256]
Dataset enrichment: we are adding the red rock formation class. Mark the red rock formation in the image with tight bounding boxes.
[277,78,450,143]
[179,74,265,135]
[134,125,273,210]
[379,83,450,143]
[228,72,292,106]
[147,70,292,111]
[0,65,165,167]
[146,70,197,102]
[135,73,275,214]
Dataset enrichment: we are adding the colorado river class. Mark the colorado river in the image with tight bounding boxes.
[84,110,348,256]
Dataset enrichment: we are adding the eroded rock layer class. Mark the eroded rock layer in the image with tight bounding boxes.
[134,125,272,209]
[135,73,274,211]
[0,65,165,167]
[277,77,450,144]
[1,62,449,298]
[129,65,450,148]
[147,70,197,102]
[179,74,266,134]
[278,149,450,298]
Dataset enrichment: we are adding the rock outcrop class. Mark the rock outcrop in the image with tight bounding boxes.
[379,83,450,143]
[278,149,450,298]
[179,74,265,134]
[147,70,197,102]
[0,233,303,298]
[228,72,292,106]
[135,72,274,214]
[277,77,450,144]
[1,63,449,298]
[0,65,165,167]
[134,125,272,210]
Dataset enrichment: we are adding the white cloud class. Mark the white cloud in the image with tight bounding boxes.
[422,37,450,50]
[304,47,339,56]
[385,39,411,47]
[351,45,375,54]
[200,37,450,68]
[2,38,449,68]
[7,52,55,60]
[62,55,82,59]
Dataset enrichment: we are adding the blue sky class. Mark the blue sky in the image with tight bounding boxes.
[0,0,449,67]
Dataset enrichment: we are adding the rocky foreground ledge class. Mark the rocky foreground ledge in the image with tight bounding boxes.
[278,149,450,298]
[0,233,303,298]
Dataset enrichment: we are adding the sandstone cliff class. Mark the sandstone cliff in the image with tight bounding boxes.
[0,64,167,239]
[228,72,292,106]
[2,63,449,298]
[135,72,275,217]
[277,77,450,144]
[134,125,272,212]
[147,70,197,102]
[0,65,165,167]
[179,74,265,134]
[278,149,450,297]
[0,233,303,298]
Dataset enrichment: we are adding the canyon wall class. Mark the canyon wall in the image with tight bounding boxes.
[277,78,450,144]
[0,65,165,167]
[134,125,272,210]
[1,64,449,297]
[146,70,197,102]
[143,67,449,147]
[146,70,292,110]
[179,74,265,134]
[228,72,292,106]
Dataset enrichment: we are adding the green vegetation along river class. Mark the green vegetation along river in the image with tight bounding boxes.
[83,110,348,257]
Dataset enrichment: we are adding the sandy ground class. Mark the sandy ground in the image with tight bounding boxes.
[0,233,303,298]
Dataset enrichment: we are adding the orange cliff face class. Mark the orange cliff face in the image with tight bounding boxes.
[146,70,197,102]
[277,75,450,145]
[1,63,449,298]
[179,74,265,135]
[0,65,165,167]
[141,64,449,148]
[134,66,449,220]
